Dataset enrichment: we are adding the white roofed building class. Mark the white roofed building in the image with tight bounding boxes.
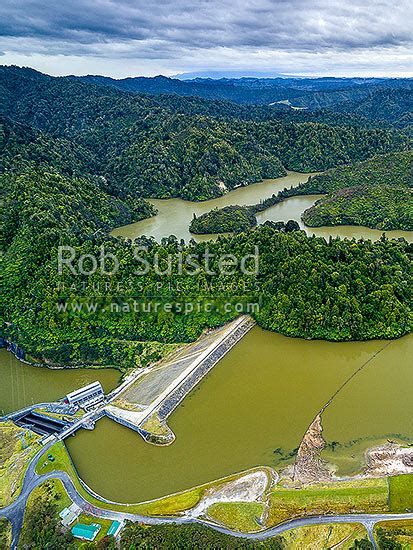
[64,381,104,408]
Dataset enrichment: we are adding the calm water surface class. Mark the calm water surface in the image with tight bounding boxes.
[66,328,412,503]
[112,172,413,243]
[321,334,413,476]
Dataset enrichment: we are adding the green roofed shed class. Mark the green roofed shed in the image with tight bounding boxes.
[107,520,122,537]
[71,522,101,541]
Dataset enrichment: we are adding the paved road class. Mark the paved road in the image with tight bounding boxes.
[2,452,413,550]
[0,439,56,549]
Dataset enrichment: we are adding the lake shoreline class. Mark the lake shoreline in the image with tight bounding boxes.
[112,170,413,243]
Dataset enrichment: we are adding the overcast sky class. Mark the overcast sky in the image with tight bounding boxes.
[0,0,412,78]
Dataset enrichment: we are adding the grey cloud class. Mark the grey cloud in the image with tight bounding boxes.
[0,0,412,76]
[0,0,412,53]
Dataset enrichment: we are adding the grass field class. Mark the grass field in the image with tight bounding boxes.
[389,474,413,512]
[36,440,75,477]
[267,479,389,527]
[33,407,84,421]
[0,421,40,507]
[207,502,265,532]
[141,412,171,436]
[135,486,205,515]
[35,441,393,532]
[282,522,370,549]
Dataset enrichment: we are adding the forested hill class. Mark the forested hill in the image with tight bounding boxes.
[0,115,156,231]
[0,66,409,201]
[335,88,413,127]
[296,150,413,232]
[1,170,155,251]
[0,115,95,175]
[296,150,413,194]
[302,185,413,231]
[77,73,413,127]
[1,66,412,366]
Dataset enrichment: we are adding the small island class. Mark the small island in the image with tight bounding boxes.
[189,205,257,234]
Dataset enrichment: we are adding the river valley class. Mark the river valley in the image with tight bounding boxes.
[2,171,412,505]
[112,171,413,243]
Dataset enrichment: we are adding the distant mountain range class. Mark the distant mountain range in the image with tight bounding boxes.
[172,70,291,79]
[73,73,413,124]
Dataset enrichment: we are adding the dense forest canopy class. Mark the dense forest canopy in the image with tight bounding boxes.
[0,115,95,176]
[292,150,413,232]
[0,66,412,368]
[2,169,412,368]
[120,521,285,549]
[334,88,413,127]
[297,150,413,194]
[0,66,409,201]
[302,185,413,231]
[190,206,257,234]
[0,115,157,248]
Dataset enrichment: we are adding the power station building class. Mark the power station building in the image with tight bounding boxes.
[64,381,104,408]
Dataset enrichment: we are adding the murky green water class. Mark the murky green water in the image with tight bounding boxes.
[65,327,412,504]
[0,349,120,415]
[321,334,413,476]
[112,172,413,243]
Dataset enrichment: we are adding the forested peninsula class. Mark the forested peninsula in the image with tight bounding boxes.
[302,185,413,231]
[299,150,413,231]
